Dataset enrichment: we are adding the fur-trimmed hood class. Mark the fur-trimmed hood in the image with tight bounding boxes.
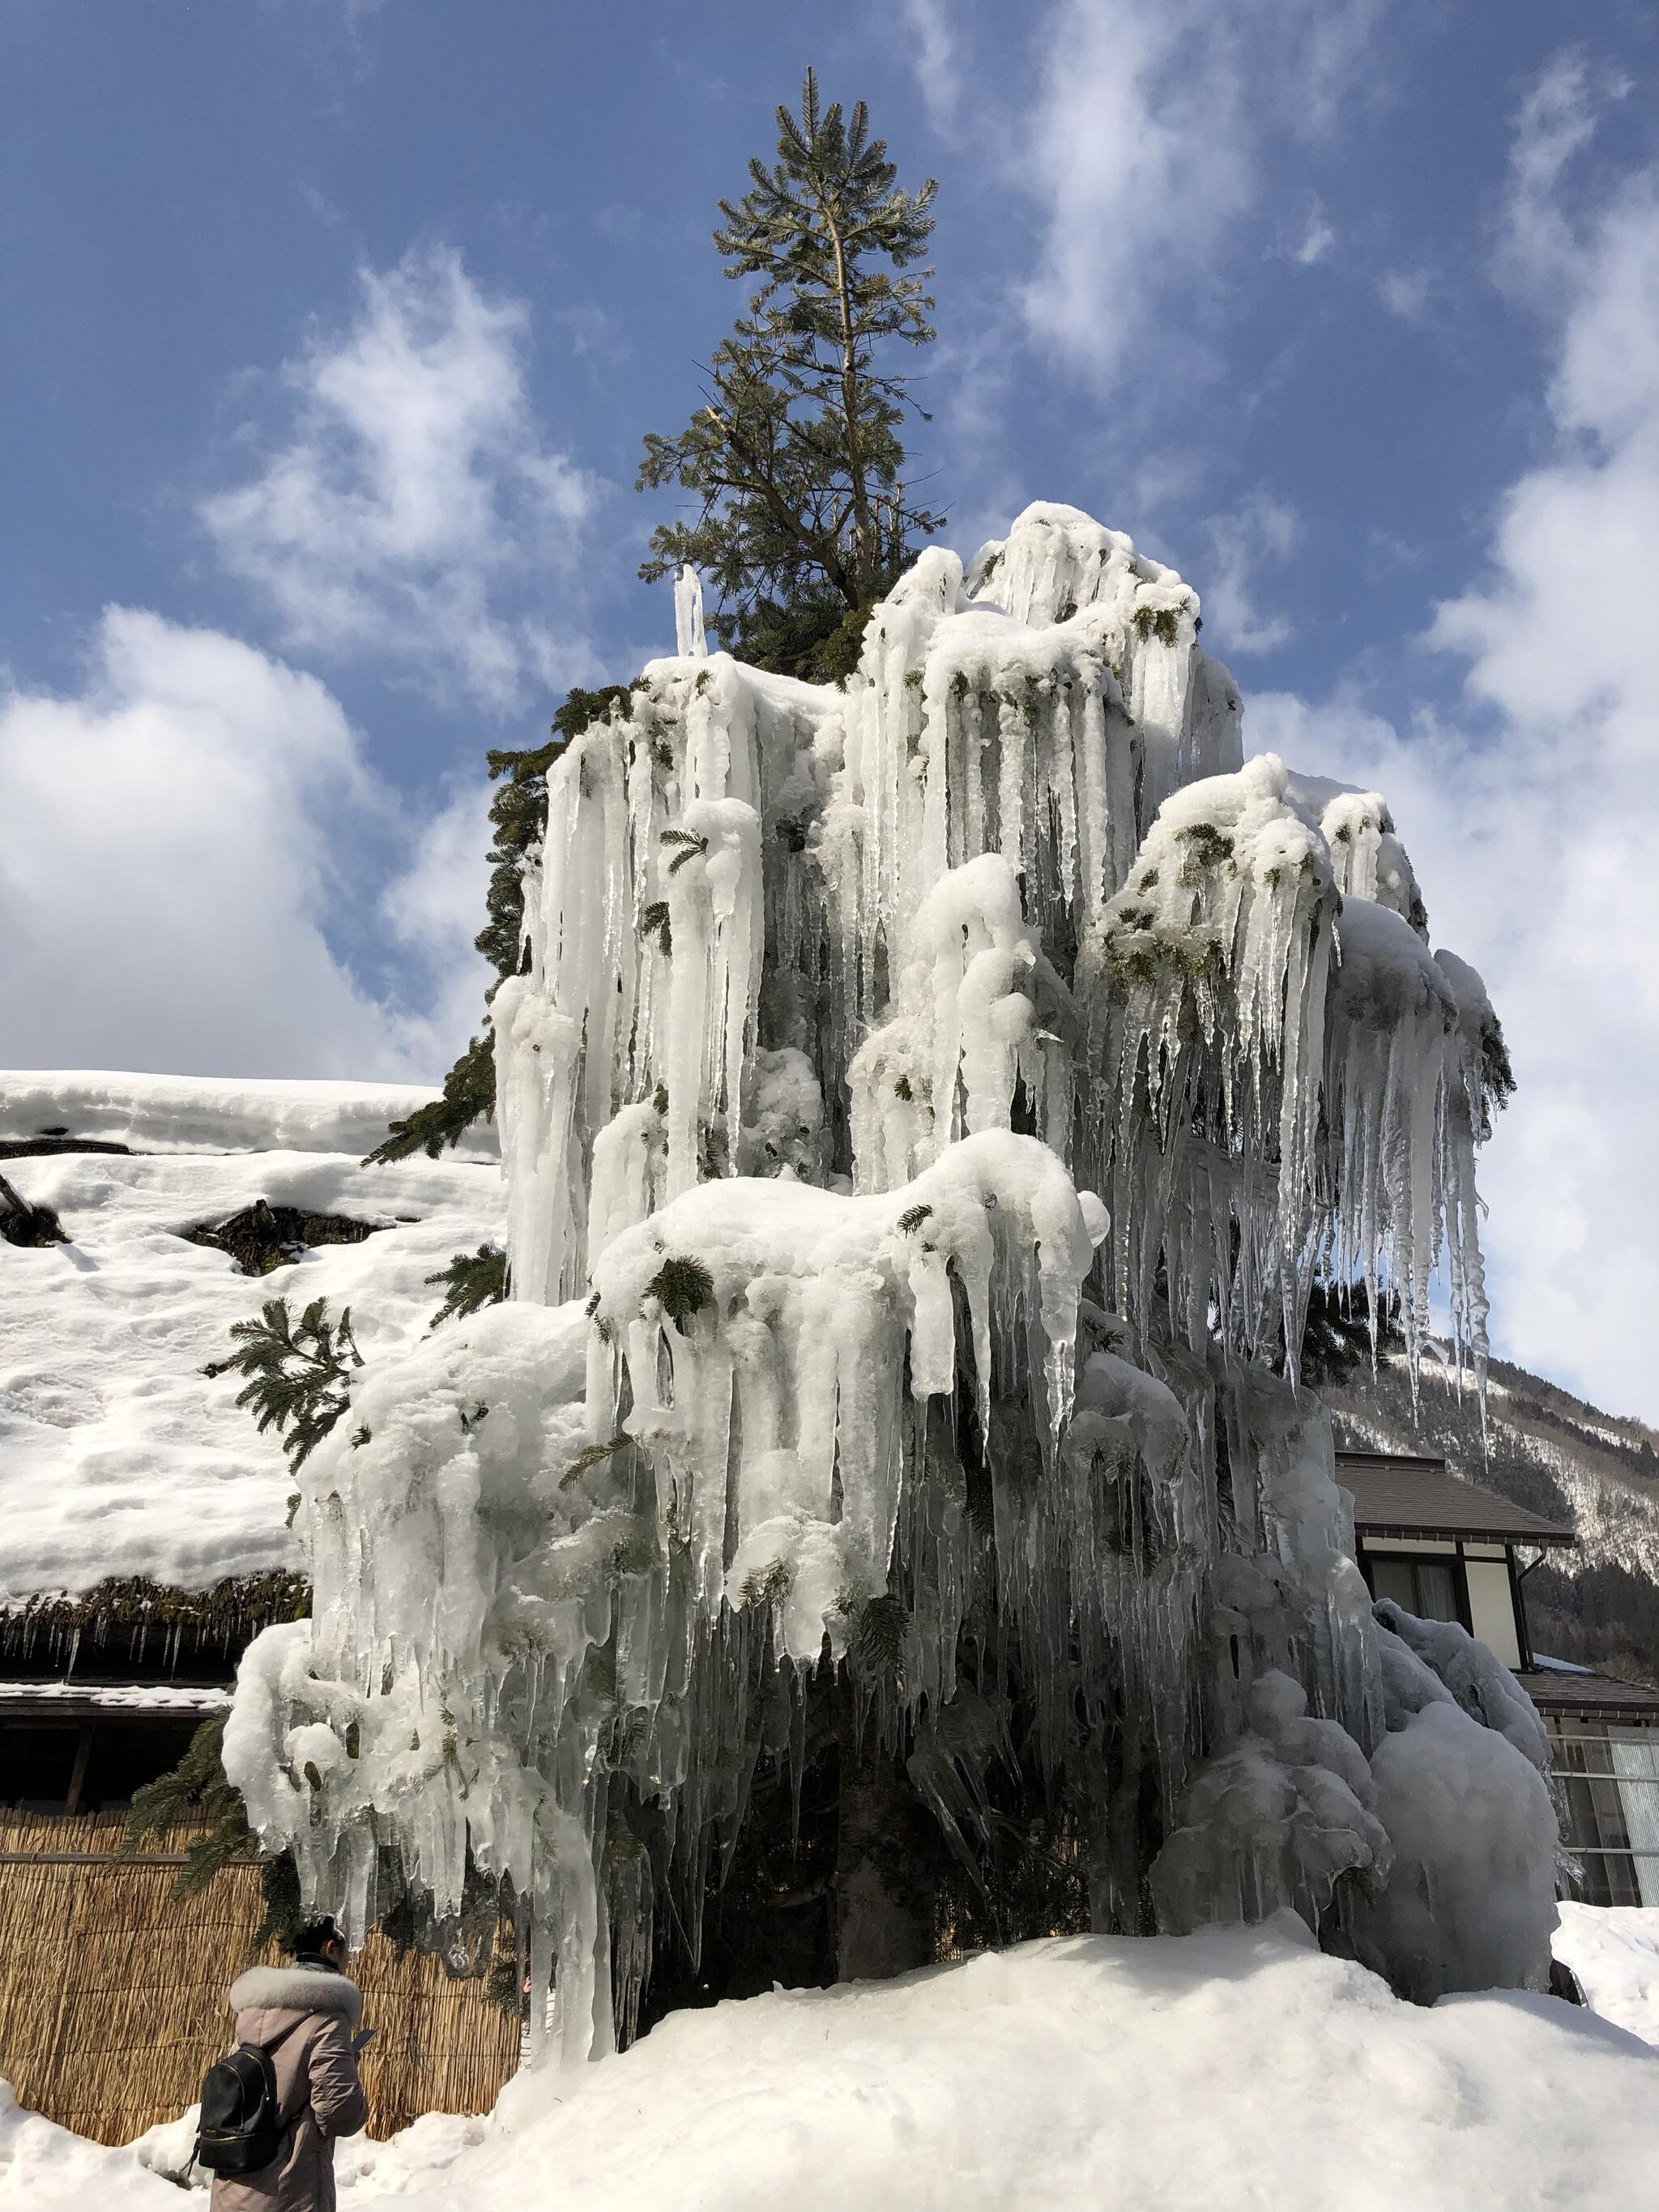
[228,1963,363,2026]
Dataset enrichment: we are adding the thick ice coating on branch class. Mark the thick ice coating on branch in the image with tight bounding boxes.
[1090,754,1337,1370]
[224,502,1534,2064]
[591,1129,1105,1636]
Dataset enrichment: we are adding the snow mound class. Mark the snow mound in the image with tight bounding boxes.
[5,1921,1656,2210]
[1555,1902,1659,2048]
[0,1069,498,1161]
[0,2079,186,2210]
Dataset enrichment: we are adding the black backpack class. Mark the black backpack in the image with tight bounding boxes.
[194,2017,306,2176]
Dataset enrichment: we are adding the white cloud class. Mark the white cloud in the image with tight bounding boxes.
[1200,492,1300,655]
[202,245,602,715]
[1248,60,1659,1419]
[377,778,495,1054]
[0,611,482,1082]
[900,0,960,130]
[1014,0,1378,387]
[1499,49,1610,298]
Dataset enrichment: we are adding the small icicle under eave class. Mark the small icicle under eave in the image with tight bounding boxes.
[675,565,708,658]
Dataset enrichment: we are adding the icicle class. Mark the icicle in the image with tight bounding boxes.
[673,565,707,658]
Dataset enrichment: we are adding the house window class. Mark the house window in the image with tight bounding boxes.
[1546,1719,1659,1907]
[1369,1555,1462,1625]
[0,1725,83,1813]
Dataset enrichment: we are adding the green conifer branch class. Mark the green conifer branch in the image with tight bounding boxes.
[427,1244,510,1328]
[207,1296,365,1474]
[122,1714,301,1951]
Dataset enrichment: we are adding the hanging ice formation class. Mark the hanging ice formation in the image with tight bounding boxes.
[224,503,1553,2065]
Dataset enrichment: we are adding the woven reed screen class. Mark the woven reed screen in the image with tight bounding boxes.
[0,1810,518,2146]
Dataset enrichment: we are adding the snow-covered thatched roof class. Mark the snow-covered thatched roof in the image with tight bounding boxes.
[0,1071,502,1605]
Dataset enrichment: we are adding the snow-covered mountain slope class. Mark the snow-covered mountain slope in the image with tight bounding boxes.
[3,1916,1654,2210]
[1327,1353,1659,1680]
[0,1072,502,1602]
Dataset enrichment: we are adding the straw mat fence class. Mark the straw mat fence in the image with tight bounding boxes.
[0,1808,518,2146]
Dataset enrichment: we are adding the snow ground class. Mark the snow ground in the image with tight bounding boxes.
[0,1072,503,1600]
[2,1917,1654,2210]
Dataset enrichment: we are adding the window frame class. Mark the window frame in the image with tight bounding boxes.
[1358,1545,1473,1635]
[1546,1717,1659,1907]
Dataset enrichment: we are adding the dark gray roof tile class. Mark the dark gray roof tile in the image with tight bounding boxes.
[1335,1451,1574,1545]
[1515,1669,1659,1717]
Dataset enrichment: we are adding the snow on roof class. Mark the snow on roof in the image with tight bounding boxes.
[0,1681,229,1713]
[1554,1903,1659,2050]
[0,1069,499,1161]
[1514,1669,1659,1717]
[7,1913,1658,2208]
[0,1076,504,1604]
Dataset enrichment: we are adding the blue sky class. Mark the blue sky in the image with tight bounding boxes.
[2,1,1657,1417]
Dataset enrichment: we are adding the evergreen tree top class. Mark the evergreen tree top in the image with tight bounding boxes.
[638,68,942,672]
[714,70,937,314]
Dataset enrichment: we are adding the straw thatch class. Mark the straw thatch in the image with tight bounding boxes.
[0,1809,518,2146]
[0,1572,311,1681]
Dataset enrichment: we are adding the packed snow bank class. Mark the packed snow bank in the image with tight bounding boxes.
[4,1920,1656,2210]
[0,2081,183,2210]
[0,1070,498,1161]
[0,1144,503,1599]
[1554,1902,1659,2047]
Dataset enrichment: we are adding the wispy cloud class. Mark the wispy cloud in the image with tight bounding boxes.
[900,0,960,130]
[1498,48,1620,300]
[1013,0,1379,390]
[1201,492,1300,655]
[1377,266,1432,323]
[377,778,495,1056]
[202,245,603,715]
[1292,202,1336,266]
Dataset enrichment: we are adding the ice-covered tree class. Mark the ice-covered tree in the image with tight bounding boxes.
[225,502,1555,2071]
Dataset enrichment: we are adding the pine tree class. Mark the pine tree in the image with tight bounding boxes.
[371,79,943,1168]
[638,69,941,680]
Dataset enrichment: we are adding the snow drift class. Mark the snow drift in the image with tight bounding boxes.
[4,1920,1656,2211]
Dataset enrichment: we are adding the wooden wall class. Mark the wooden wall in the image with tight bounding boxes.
[0,1809,518,2146]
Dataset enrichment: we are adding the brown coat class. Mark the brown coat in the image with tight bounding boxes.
[207,1963,369,2212]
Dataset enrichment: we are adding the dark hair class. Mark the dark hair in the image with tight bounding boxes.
[288,1916,343,1960]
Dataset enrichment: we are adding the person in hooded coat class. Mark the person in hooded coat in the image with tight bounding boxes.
[209,1916,369,2212]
